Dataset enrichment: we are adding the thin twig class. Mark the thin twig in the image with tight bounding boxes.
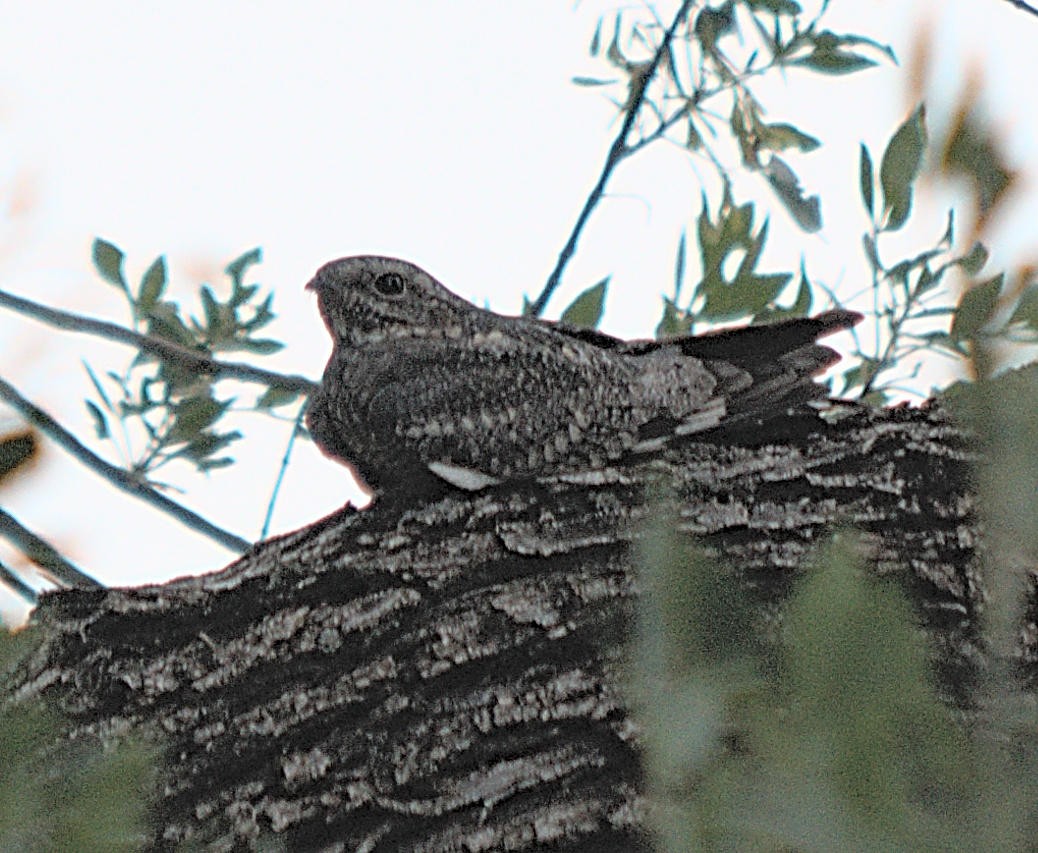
[0,377,250,553]
[0,556,38,604]
[530,0,697,316]
[0,288,317,393]
[260,404,306,541]
[0,507,102,589]
[1003,0,1038,18]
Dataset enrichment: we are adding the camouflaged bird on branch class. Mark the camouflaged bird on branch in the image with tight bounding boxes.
[305,256,861,494]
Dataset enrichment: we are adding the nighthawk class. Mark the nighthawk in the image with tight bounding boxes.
[306,256,860,494]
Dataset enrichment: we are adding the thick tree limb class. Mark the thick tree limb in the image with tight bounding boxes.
[4,402,994,850]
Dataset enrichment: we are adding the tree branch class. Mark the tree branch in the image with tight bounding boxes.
[1003,0,1038,18]
[0,377,250,553]
[0,507,102,589]
[0,288,317,393]
[0,556,38,604]
[530,0,697,316]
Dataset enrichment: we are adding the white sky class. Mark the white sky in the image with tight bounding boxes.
[0,0,1035,616]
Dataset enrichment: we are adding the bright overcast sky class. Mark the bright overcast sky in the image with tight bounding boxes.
[0,0,1035,615]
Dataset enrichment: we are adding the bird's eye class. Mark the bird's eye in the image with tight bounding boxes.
[373,272,405,297]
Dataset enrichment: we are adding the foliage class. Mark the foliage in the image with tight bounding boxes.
[0,629,159,850]
[634,516,1038,851]
[563,1,1038,405]
[577,0,891,223]
[83,241,304,482]
[601,4,1038,851]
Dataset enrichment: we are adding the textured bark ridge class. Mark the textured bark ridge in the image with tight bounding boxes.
[7,404,988,850]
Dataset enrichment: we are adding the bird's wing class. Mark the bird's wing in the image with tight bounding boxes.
[553,309,861,417]
[348,335,647,480]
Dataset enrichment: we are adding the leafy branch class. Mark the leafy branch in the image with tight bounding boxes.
[79,242,312,479]
[0,287,314,394]
[0,243,321,580]
[835,104,1037,403]
[0,375,250,553]
[531,0,893,317]
[530,0,696,316]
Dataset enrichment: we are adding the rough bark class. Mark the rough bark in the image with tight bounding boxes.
[4,403,989,850]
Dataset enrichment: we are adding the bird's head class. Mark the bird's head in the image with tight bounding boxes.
[307,256,485,346]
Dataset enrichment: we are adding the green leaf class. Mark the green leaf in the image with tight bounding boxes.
[199,285,222,337]
[560,278,608,329]
[730,100,758,167]
[225,248,262,290]
[792,30,895,76]
[137,257,167,314]
[179,429,241,462]
[694,2,735,52]
[1010,286,1038,329]
[880,106,927,231]
[794,46,877,75]
[257,386,302,409]
[82,361,114,411]
[950,274,1003,341]
[655,297,691,339]
[147,303,198,348]
[243,293,276,332]
[589,16,602,56]
[233,338,285,355]
[914,265,939,295]
[788,263,813,315]
[941,108,1016,218]
[861,234,881,272]
[784,536,969,815]
[760,122,820,153]
[605,12,626,69]
[686,117,702,151]
[168,396,230,443]
[198,456,235,471]
[859,144,874,217]
[765,156,822,233]
[958,242,989,276]
[92,238,127,292]
[888,249,941,285]
[85,401,109,440]
[923,330,969,358]
[231,283,258,308]
[746,0,800,13]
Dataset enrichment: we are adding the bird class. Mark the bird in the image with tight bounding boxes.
[305,256,861,495]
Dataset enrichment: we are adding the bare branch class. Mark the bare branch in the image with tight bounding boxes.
[0,376,251,553]
[260,406,306,541]
[530,0,697,316]
[0,556,38,604]
[0,507,102,589]
[0,288,317,393]
[1003,0,1038,19]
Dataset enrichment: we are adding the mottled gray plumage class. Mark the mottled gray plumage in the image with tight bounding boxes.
[306,256,860,492]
